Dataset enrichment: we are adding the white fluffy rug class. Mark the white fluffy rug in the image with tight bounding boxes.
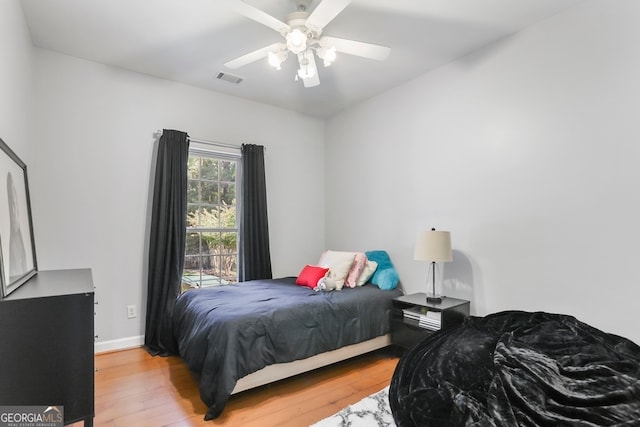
[310,386,396,427]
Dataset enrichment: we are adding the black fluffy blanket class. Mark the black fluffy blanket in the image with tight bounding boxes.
[389,311,640,426]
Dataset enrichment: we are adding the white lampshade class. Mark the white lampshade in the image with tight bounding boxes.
[286,29,307,54]
[414,229,452,262]
[268,51,287,70]
[316,46,336,67]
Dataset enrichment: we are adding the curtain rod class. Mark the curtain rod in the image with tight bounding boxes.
[155,130,241,150]
[189,136,240,150]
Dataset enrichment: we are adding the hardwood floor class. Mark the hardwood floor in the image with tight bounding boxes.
[70,347,399,427]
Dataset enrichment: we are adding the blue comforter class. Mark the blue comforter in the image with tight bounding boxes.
[173,277,402,419]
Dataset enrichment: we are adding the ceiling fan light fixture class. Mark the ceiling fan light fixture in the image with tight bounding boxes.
[268,50,287,70]
[316,46,336,67]
[286,28,308,54]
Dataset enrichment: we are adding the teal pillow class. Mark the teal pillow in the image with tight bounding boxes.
[365,250,399,290]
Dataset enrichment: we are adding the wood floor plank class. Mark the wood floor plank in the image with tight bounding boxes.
[70,346,399,426]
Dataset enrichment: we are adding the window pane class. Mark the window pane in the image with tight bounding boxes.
[187,181,199,203]
[219,204,234,228]
[221,256,237,282]
[187,157,200,180]
[185,232,201,256]
[187,205,200,227]
[220,183,235,205]
[183,255,201,275]
[198,206,219,228]
[201,158,218,180]
[201,253,214,274]
[211,258,221,281]
[220,160,235,181]
[220,232,237,253]
[200,181,219,204]
[201,232,218,256]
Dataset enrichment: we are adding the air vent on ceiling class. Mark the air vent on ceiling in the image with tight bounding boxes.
[216,72,243,84]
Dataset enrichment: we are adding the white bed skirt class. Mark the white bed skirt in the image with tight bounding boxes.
[232,334,391,394]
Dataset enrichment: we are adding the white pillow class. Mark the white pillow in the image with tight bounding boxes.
[356,260,378,286]
[318,250,356,283]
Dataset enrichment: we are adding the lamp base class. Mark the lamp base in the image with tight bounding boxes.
[426,294,445,304]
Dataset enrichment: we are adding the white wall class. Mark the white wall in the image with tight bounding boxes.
[0,0,33,161]
[12,0,640,349]
[28,49,325,346]
[326,0,640,344]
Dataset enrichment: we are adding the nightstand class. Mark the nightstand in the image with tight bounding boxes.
[391,293,470,350]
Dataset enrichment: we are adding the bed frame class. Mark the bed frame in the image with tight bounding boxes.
[231,334,391,394]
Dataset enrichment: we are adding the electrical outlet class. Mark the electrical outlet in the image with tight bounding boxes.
[127,305,137,319]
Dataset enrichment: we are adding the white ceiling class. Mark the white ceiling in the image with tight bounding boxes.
[20,0,583,118]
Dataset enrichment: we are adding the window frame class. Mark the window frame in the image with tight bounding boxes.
[183,147,241,290]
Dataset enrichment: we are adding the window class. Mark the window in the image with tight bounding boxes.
[183,150,239,291]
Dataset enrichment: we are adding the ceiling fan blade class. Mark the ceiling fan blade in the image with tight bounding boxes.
[321,36,390,61]
[221,0,290,33]
[224,43,284,69]
[297,51,320,88]
[305,0,351,32]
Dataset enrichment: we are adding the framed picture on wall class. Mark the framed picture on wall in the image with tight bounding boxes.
[0,137,37,297]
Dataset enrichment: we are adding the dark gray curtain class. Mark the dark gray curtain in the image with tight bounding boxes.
[239,144,272,281]
[145,129,189,355]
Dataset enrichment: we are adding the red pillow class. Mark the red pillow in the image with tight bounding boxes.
[296,265,329,289]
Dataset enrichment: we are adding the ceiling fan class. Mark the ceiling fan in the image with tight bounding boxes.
[221,0,391,88]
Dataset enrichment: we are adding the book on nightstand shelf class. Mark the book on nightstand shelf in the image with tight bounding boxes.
[402,306,442,331]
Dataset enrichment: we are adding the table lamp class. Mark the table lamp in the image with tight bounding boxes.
[414,228,452,304]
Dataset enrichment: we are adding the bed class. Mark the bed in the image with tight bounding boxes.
[172,276,403,420]
[389,310,640,426]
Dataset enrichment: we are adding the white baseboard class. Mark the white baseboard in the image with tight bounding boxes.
[94,335,144,354]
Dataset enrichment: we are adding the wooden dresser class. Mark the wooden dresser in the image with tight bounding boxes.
[0,269,95,426]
